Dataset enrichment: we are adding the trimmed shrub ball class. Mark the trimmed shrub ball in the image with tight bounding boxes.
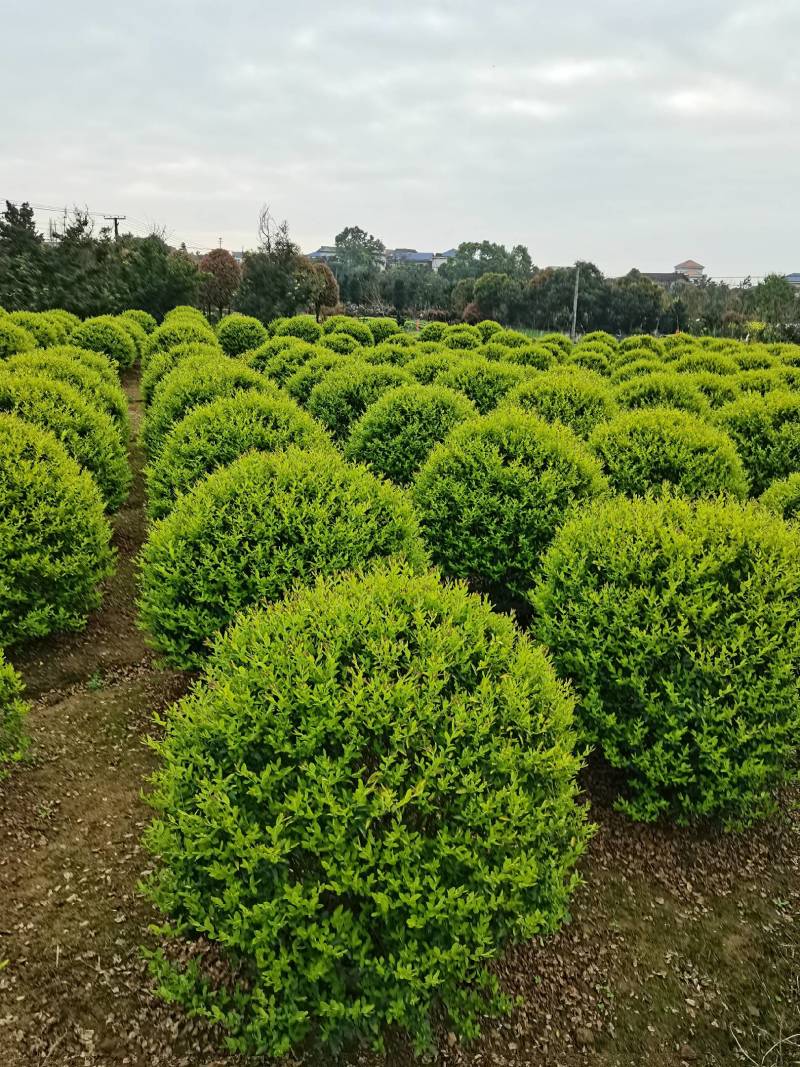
[0,413,114,644]
[502,367,618,438]
[682,371,740,409]
[442,325,481,350]
[145,390,333,520]
[610,357,665,384]
[45,344,119,387]
[580,330,618,351]
[120,309,157,334]
[490,328,532,349]
[285,353,348,406]
[590,408,747,499]
[307,362,411,441]
[406,351,464,384]
[138,449,427,668]
[322,315,374,346]
[115,314,148,358]
[345,384,478,485]
[760,473,800,521]
[43,308,81,338]
[273,314,322,343]
[142,319,218,370]
[70,316,137,369]
[164,305,208,324]
[368,316,403,343]
[141,342,222,406]
[615,371,711,417]
[618,333,662,356]
[4,351,130,442]
[413,410,608,597]
[216,313,268,357]
[360,341,419,366]
[0,370,131,509]
[476,319,503,341]
[736,368,784,396]
[419,321,448,342]
[534,495,800,827]
[142,355,275,458]
[673,351,738,376]
[318,331,361,356]
[501,343,559,371]
[142,563,589,1057]
[715,391,800,495]
[0,318,35,359]
[8,311,61,348]
[564,347,611,376]
[437,357,532,414]
[246,337,318,381]
[0,651,28,777]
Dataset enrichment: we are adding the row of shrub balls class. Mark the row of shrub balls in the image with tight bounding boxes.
[0,305,156,775]
[3,304,800,1059]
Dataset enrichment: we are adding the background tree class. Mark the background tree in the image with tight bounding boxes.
[332,226,385,304]
[199,248,241,318]
[235,207,312,324]
[296,259,340,320]
[750,273,797,325]
[607,270,665,334]
[473,272,522,323]
[439,240,534,284]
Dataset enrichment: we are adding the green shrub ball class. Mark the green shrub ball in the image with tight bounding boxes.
[533,495,800,827]
[0,318,35,359]
[138,449,428,668]
[142,564,589,1057]
[273,314,322,343]
[503,367,618,437]
[615,371,710,417]
[142,319,218,370]
[322,315,374,346]
[70,316,137,370]
[715,391,800,495]
[437,357,532,414]
[412,410,608,597]
[590,408,748,499]
[146,391,333,520]
[760,473,800,521]
[5,351,130,442]
[345,384,478,485]
[142,354,275,458]
[0,414,114,645]
[307,362,411,441]
[0,370,131,509]
[8,312,61,348]
[216,313,268,357]
[141,342,221,406]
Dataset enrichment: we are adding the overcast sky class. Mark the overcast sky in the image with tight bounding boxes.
[3,0,799,277]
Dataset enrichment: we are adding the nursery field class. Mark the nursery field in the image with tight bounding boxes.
[0,306,798,1067]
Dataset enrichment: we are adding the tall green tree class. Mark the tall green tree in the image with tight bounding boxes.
[199,248,241,318]
[332,226,385,304]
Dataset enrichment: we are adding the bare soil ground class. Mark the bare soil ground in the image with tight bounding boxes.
[0,370,797,1067]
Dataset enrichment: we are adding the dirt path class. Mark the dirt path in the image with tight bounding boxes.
[0,370,797,1067]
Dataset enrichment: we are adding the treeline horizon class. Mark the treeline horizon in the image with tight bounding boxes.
[2,202,798,340]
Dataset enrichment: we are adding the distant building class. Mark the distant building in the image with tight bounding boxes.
[641,258,706,287]
[785,272,800,288]
[306,245,456,272]
[674,259,705,282]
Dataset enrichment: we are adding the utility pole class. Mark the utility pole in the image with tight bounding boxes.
[104,214,126,240]
[570,262,581,341]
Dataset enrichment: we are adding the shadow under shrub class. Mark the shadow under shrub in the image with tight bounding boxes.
[412,410,608,598]
[0,413,114,645]
[142,564,590,1058]
[138,449,428,668]
[533,494,800,827]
